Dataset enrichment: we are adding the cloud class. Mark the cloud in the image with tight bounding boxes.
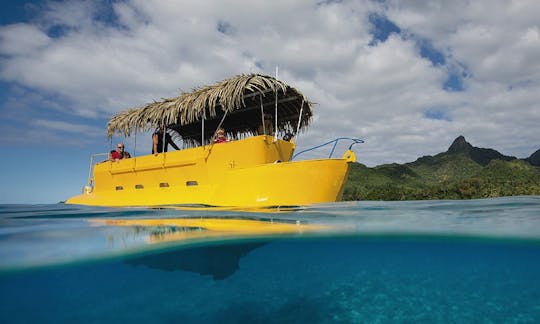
[386,0,540,84]
[0,23,51,55]
[31,119,102,136]
[0,0,539,165]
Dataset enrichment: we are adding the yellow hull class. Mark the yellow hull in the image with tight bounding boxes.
[66,135,355,207]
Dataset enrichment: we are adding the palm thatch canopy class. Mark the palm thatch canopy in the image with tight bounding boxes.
[107,73,313,146]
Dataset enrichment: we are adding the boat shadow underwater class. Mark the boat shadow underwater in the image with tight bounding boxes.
[124,241,267,280]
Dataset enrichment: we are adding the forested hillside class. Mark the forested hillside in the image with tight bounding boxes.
[343,136,540,200]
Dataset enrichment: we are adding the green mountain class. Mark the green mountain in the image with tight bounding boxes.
[525,148,540,166]
[446,135,516,165]
[343,136,540,200]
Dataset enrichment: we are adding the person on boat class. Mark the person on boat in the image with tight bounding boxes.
[257,114,274,135]
[110,143,131,161]
[152,126,180,155]
[214,127,229,143]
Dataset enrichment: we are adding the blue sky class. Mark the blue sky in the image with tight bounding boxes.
[1,0,539,204]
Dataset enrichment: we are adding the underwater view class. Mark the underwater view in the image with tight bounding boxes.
[1,197,540,323]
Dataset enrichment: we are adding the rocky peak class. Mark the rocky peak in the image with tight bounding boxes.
[447,135,473,153]
[446,135,515,166]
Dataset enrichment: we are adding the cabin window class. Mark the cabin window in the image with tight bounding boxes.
[135,184,144,189]
[115,186,123,191]
[186,181,198,186]
[159,182,170,188]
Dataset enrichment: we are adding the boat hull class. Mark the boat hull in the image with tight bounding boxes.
[66,136,353,208]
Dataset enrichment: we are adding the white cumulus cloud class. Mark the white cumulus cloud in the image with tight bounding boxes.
[0,0,539,165]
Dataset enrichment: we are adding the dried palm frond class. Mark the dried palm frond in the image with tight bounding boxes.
[106,73,313,144]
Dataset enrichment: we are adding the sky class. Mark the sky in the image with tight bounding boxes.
[0,0,539,204]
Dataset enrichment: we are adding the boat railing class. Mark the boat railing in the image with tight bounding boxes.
[291,137,364,161]
[87,153,109,187]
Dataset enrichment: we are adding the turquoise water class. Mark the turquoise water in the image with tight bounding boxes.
[1,197,540,322]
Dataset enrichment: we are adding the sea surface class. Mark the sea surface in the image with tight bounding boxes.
[1,197,540,323]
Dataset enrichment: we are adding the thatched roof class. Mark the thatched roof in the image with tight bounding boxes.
[107,73,313,145]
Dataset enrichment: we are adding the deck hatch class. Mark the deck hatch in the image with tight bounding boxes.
[115,186,123,191]
[135,184,144,189]
[186,181,198,186]
[159,182,170,188]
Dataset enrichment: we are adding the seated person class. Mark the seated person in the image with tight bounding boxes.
[257,114,274,135]
[214,127,228,143]
[153,126,180,155]
[110,143,131,161]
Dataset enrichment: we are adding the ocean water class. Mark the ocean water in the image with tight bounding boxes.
[1,197,540,323]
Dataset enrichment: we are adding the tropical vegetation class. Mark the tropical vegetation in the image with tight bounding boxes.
[343,136,540,200]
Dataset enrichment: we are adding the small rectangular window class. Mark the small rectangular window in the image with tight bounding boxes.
[159,182,170,188]
[115,186,123,191]
[135,184,144,189]
[186,181,198,186]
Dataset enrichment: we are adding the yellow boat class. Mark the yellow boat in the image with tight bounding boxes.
[66,74,362,208]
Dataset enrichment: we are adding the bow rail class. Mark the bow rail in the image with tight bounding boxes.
[292,137,364,160]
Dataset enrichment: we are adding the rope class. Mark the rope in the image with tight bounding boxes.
[260,95,265,135]
[274,66,278,141]
[295,99,304,136]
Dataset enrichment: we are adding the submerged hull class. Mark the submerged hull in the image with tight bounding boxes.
[66,135,354,208]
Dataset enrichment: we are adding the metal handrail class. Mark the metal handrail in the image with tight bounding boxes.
[291,137,364,160]
[87,153,109,186]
